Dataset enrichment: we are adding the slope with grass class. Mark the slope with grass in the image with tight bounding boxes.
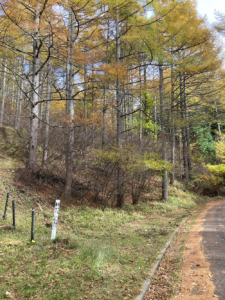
[0,150,208,300]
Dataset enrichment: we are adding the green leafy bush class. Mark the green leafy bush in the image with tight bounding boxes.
[192,126,216,163]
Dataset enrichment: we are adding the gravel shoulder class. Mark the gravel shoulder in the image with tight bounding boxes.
[170,201,225,299]
[145,200,225,300]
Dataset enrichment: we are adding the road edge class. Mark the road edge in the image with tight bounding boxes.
[135,209,200,300]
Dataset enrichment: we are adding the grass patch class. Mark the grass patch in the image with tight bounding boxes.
[0,195,204,299]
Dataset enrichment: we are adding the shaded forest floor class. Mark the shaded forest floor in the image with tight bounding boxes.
[0,146,211,299]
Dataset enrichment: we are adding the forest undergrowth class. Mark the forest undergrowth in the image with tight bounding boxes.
[0,143,210,300]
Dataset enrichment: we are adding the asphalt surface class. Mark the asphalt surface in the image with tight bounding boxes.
[201,202,225,299]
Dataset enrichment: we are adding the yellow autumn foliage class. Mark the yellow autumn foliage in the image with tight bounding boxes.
[215,134,225,163]
[95,146,172,175]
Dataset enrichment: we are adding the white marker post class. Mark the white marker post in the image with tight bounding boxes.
[51,200,60,240]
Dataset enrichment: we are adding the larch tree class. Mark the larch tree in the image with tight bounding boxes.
[0,0,58,169]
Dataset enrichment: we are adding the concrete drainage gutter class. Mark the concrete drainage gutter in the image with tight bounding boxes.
[135,219,186,300]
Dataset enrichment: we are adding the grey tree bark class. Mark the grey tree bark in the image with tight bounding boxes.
[65,10,75,197]
[179,129,183,179]
[179,72,189,182]
[102,85,107,147]
[170,64,175,185]
[0,58,7,127]
[102,25,110,145]
[15,57,23,129]
[11,72,15,107]
[16,80,23,130]
[28,7,40,169]
[153,68,157,140]
[91,66,95,139]
[84,63,88,167]
[116,8,124,207]
[139,67,142,141]
[102,9,110,148]
[42,59,51,164]
[183,75,191,179]
[39,72,44,128]
[159,64,168,202]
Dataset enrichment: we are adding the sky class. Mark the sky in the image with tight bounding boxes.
[197,0,225,23]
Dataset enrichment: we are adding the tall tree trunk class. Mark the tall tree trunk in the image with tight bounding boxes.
[84,64,87,121]
[102,11,110,148]
[183,75,191,179]
[153,67,157,140]
[65,10,75,197]
[15,57,23,129]
[139,67,142,141]
[123,85,128,142]
[28,8,40,169]
[6,77,10,99]
[11,71,15,108]
[128,76,133,130]
[6,76,11,99]
[91,66,95,143]
[170,64,175,185]
[15,63,23,131]
[16,79,23,130]
[0,58,7,127]
[84,63,88,167]
[116,8,124,207]
[159,64,168,201]
[39,72,44,128]
[179,129,183,179]
[43,59,51,164]
[143,64,147,137]
[102,85,107,147]
[179,73,189,182]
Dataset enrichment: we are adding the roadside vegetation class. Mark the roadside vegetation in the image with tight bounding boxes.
[0,150,207,300]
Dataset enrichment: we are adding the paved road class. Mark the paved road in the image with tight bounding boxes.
[201,202,225,299]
